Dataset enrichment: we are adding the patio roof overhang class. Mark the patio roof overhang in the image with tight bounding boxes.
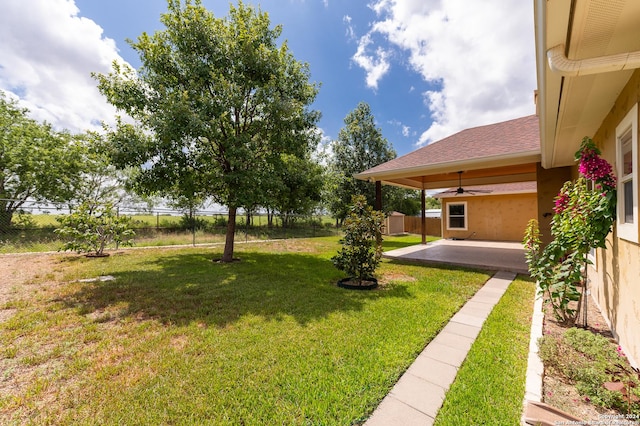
[355,115,541,190]
[535,0,640,169]
[355,155,540,191]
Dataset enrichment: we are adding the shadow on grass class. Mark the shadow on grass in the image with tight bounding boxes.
[62,251,412,328]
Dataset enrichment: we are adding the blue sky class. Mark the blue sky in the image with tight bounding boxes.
[0,0,536,157]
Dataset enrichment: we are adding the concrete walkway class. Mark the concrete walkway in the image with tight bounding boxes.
[365,270,516,425]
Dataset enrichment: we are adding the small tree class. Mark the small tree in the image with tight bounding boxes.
[332,195,385,286]
[55,202,135,256]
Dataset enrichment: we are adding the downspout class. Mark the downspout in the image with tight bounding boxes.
[534,0,550,168]
[547,44,640,77]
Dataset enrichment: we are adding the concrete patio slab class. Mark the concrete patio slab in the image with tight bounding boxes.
[384,239,527,273]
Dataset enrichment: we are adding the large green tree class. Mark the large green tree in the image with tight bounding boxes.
[0,91,84,231]
[266,152,324,226]
[71,132,130,211]
[95,0,319,262]
[328,102,397,222]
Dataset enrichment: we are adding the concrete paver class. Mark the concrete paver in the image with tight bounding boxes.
[420,341,469,368]
[389,373,446,419]
[405,356,459,389]
[365,397,434,426]
[440,321,481,340]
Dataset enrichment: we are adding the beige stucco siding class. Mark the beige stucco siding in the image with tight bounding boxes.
[588,69,640,368]
[442,193,538,242]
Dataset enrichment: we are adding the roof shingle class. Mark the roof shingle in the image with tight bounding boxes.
[361,115,540,175]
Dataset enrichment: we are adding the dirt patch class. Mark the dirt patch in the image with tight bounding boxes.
[0,253,63,308]
[540,293,631,421]
[378,272,417,287]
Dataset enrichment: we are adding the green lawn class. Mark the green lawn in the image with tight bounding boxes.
[435,275,536,425]
[1,236,491,425]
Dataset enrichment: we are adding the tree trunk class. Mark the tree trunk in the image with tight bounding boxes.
[221,206,237,262]
[0,207,13,234]
[267,209,273,228]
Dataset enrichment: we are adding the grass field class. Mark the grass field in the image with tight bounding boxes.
[1,235,496,424]
[0,212,342,254]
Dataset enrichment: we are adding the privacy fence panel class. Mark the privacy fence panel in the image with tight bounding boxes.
[403,216,442,237]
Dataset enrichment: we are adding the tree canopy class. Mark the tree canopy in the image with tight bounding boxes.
[95,0,320,261]
[0,91,85,231]
[328,102,398,221]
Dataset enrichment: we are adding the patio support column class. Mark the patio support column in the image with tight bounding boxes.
[375,180,382,211]
[421,189,426,244]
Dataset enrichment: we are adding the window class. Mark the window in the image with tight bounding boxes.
[447,202,467,230]
[587,247,597,271]
[616,103,638,243]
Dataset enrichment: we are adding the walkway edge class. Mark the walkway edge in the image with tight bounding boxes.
[521,291,544,424]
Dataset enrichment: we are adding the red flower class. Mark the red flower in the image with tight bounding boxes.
[554,192,570,214]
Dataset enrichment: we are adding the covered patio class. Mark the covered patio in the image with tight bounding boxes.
[383,239,528,274]
[356,114,570,247]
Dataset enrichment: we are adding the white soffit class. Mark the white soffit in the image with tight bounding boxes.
[550,0,640,167]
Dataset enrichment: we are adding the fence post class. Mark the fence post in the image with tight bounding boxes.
[245,213,249,242]
[116,206,120,250]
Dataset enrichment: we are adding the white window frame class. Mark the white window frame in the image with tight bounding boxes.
[587,247,597,271]
[616,103,638,243]
[446,201,467,230]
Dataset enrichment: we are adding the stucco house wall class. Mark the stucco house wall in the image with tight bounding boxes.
[441,192,538,242]
[585,69,640,368]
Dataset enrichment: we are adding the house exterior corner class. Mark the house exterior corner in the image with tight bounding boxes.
[584,69,640,368]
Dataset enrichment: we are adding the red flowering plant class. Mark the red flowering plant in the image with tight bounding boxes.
[524,137,616,324]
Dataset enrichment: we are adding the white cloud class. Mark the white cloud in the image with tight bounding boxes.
[343,15,356,41]
[0,0,126,132]
[351,33,391,90]
[357,0,536,145]
[312,127,334,166]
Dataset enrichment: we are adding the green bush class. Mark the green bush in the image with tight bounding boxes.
[55,202,135,256]
[331,195,385,285]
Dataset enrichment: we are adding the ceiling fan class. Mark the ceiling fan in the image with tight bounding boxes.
[439,171,493,196]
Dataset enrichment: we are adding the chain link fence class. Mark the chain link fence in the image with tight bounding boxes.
[0,200,342,254]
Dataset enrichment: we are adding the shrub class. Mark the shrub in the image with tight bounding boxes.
[331,195,385,285]
[55,202,135,256]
